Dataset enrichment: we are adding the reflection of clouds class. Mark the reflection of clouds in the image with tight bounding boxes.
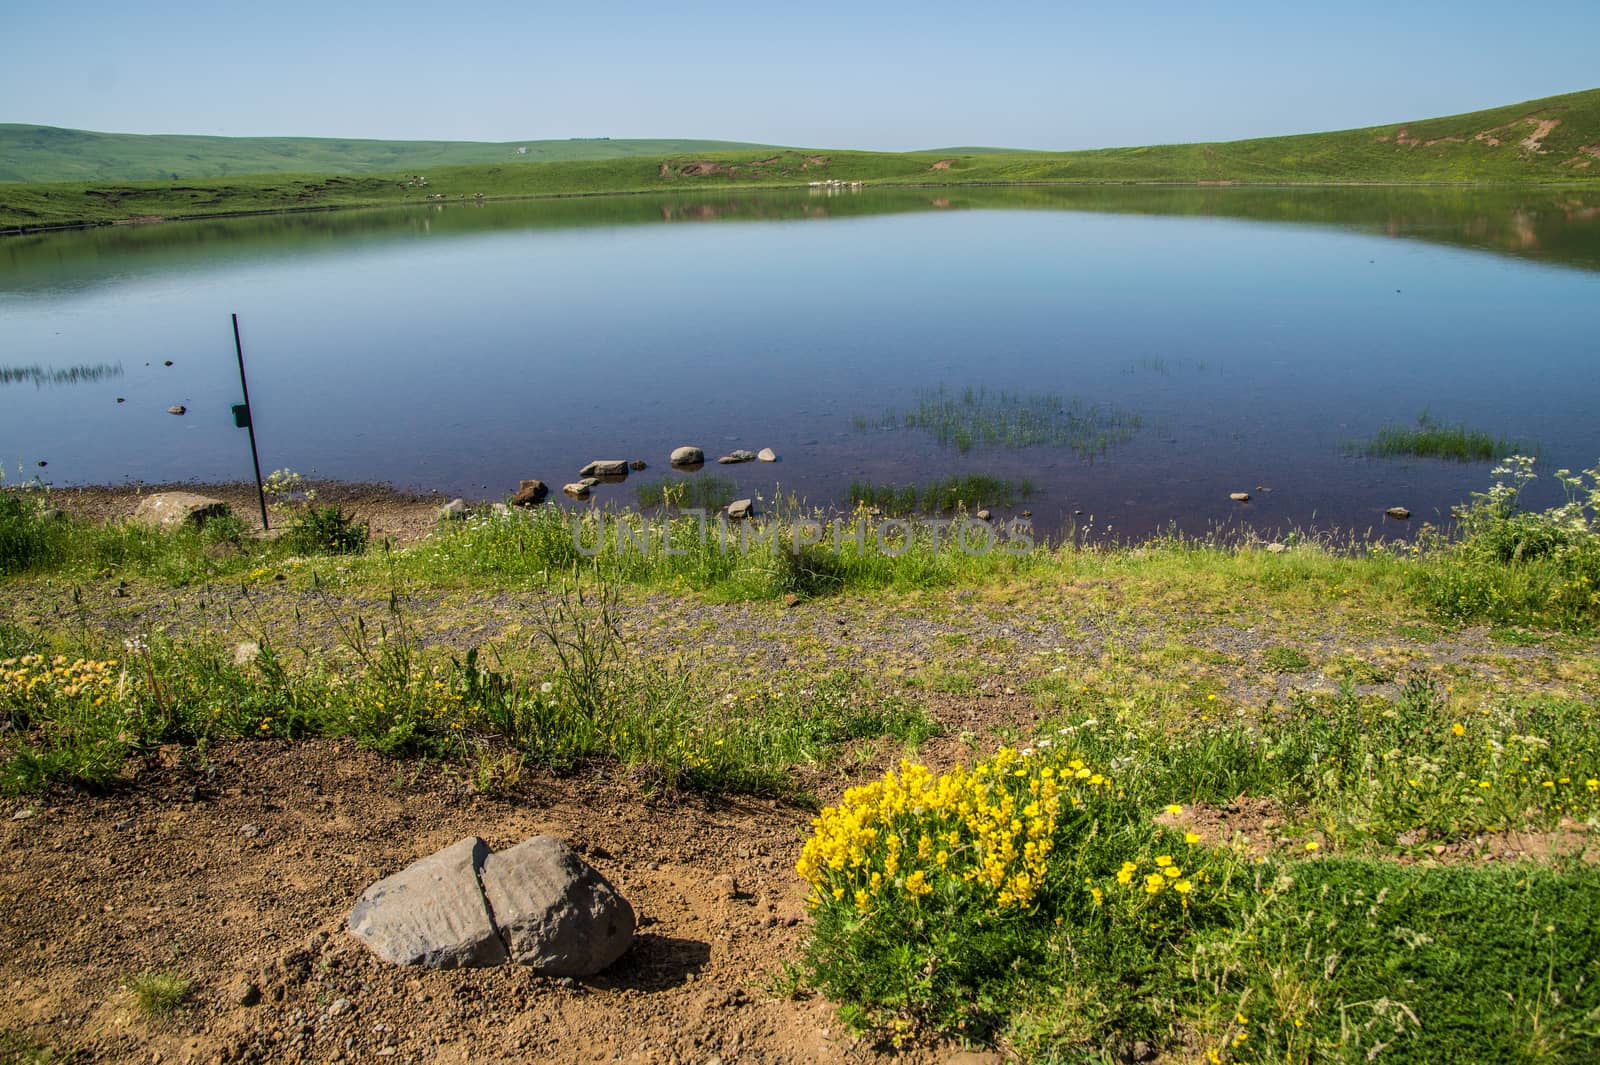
[0,362,124,388]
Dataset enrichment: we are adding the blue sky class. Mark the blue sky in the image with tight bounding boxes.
[4,1,1597,150]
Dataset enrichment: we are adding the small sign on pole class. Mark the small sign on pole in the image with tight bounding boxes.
[230,313,270,531]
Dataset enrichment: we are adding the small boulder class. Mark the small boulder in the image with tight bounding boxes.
[1265,542,1289,554]
[670,446,705,467]
[717,450,756,465]
[1229,492,1251,503]
[167,405,187,416]
[478,837,635,977]
[976,508,992,522]
[562,483,591,501]
[1386,506,1411,520]
[512,480,548,507]
[726,499,754,520]
[628,460,648,471]
[439,498,469,521]
[579,460,629,479]
[756,448,778,462]
[132,491,231,530]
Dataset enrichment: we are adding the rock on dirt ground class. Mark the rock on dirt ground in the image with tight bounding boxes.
[0,740,974,1064]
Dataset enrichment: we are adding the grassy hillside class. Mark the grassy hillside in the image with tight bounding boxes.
[3,89,1597,230]
[0,125,781,182]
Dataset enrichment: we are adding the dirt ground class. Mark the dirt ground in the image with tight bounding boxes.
[0,738,1006,1065]
[47,482,449,548]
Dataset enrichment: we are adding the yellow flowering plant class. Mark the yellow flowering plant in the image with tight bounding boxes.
[796,744,1240,1041]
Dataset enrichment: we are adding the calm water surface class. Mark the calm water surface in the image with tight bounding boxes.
[3,186,1599,540]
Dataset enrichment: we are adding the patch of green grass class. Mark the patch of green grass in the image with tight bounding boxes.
[125,971,193,1015]
[1355,412,1520,463]
[848,475,1035,515]
[0,1030,77,1064]
[794,689,1600,1058]
[0,585,936,798]
[1261,645,1311,672]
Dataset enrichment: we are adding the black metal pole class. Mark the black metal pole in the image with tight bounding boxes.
[232,313,270,531]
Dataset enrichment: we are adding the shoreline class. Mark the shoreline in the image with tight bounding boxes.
[6,175,1598,237]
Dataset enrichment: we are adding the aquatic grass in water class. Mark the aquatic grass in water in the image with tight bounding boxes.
[848,474,1035,515]
[635,475,738,511]
[0,363,123,388]
[866,385,1142,455]
[1357,412,1520,463]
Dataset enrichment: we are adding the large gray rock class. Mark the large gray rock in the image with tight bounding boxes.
[579,460,629,478]
[348,836,634,977]
[132,491,231,530]
[347,837,508,969]
[479,837,635,976]
[670,446,704,467]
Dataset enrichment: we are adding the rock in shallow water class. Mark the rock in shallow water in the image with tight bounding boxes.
[512,479,548,507]
[579,459,629,478]
[670,446,704,467]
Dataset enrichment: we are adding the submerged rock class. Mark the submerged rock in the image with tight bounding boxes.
[1386,506,1412,520]
[562,483,591,501]
[629,459,648,471]
[167,405,187,416]
[717,450,756,465]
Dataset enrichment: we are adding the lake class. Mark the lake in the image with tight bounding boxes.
[3,185,1599,541]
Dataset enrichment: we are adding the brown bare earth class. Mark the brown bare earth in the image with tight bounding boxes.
[1,738,1009,1065]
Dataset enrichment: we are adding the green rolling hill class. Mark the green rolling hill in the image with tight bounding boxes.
[0,125,782,183]
[2,88,1597,230]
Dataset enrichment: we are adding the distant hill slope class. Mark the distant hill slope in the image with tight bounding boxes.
[0,126,784,182]
[3,90,1597,229]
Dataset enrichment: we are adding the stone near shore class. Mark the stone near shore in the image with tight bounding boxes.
[579,460,629,479]
[511,480,548,507]
[629,460,648,471]
[757,448,778,462]
[1386,506,1412,520]
[132,491,231,530]
[167,405,187,416]
[1229,492,1251,503]
[670,446,704,467]
[347,836,634,976]
[717,450,756,465]
[562,483,592,501]
[726,499,754,520]
[439,498,469,521]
